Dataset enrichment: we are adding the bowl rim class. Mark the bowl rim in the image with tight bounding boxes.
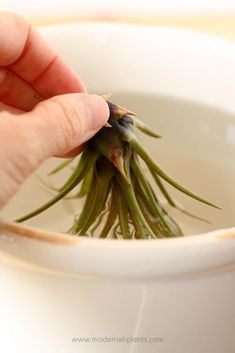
[0,220,235,278]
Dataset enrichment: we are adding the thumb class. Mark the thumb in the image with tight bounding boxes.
[0,94,108,206]
[0,94,109,207]
[26,93,109,159]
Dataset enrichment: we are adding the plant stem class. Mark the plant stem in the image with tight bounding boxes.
[77,165,94,198]
[130,154,174,234]
[131,115,161,138]
[71,171,98,234]
[130,137,219,209]
[59,148,98,192]
[116,147,156,239]
[99,192,117,238]
[15,150,99,223]
[115,183,131,239]
[151,171,211,223]
[79,165,113,234]
[48,158,74,176]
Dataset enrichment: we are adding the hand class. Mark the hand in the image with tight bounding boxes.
[0,12,109,208]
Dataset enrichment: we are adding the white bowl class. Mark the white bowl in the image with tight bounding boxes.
[0,24,235,353]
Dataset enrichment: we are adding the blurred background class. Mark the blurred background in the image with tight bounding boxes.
[2,0,235,41]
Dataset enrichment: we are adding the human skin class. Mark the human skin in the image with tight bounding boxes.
[0,12,109,208]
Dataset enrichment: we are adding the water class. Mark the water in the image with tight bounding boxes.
[2,94,235,236]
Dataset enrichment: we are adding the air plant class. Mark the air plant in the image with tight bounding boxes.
[16,99,218,239]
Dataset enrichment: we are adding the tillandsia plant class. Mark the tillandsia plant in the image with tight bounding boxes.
[16,98,219,239]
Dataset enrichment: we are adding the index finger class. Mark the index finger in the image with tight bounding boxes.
[0,12,86,98]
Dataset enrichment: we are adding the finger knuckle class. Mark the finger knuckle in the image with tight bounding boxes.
[0,12,29,65]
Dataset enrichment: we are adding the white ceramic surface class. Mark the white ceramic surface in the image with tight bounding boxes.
[0,24,235,353]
